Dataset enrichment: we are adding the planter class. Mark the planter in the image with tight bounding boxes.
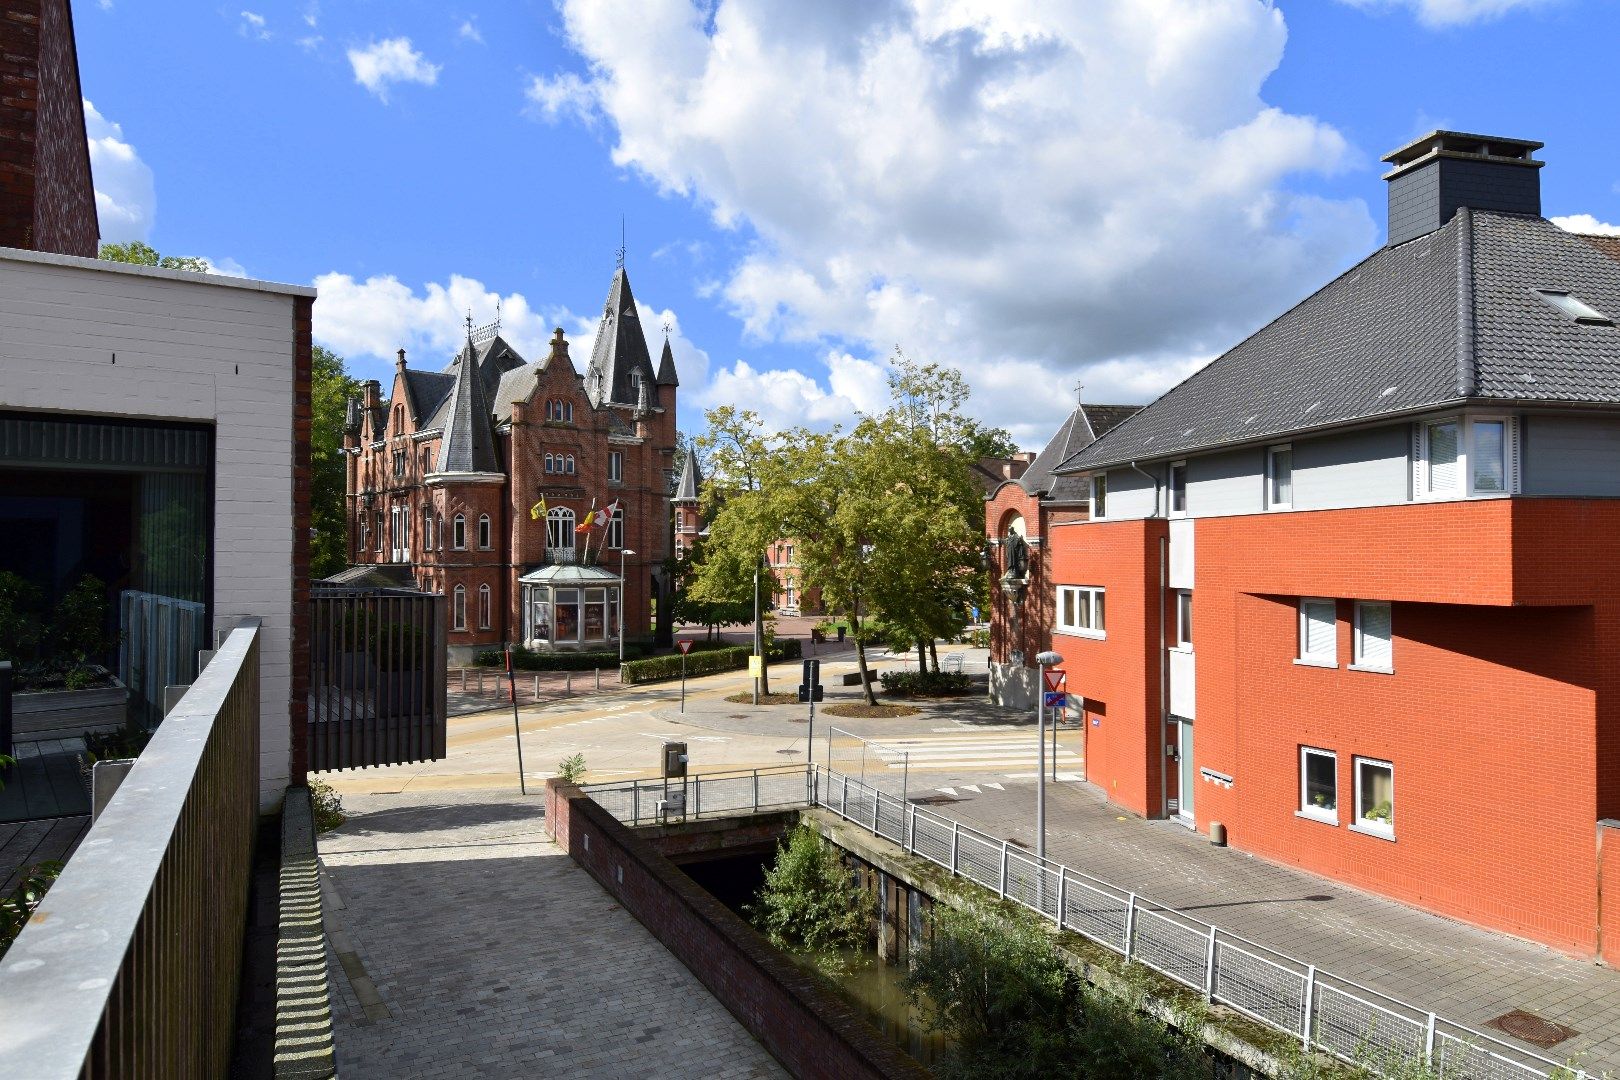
[13,672,130,741]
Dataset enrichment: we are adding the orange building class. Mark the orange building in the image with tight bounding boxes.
[1024,131,1620,960]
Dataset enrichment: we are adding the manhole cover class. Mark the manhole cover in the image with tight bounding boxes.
[1486,1010,1579,1049]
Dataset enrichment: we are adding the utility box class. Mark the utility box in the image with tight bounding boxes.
[663,741,688,778]
[659,789,686,817]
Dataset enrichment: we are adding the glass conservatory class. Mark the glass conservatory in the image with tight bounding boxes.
[517,564,621,649]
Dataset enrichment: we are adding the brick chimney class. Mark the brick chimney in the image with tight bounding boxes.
[1382,131,1543,247]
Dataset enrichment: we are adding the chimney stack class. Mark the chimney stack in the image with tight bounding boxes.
[1382,130,1543,247]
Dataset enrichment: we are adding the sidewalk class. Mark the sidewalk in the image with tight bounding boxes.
[936,777,1620,1072]
[319,791,784,1079]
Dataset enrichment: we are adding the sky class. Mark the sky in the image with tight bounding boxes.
[75,0,1620,449]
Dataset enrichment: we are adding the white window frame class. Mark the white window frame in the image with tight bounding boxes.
[477,513,492,550]
[1055,585,1106,640]
[1298,746,1338,825]
[1351,601,1393,673]
[423,507,434,551]
[1297,598,1337,667]
[1089,474,1108,520]
[1352,757,1395,840]
[566,454,576,475]
[545,453,554,473]
[547,507,576,552]
[1266,443,1293,510]
[452,513,467,550]
[452,585,467,630]
[478,584,492,629]
[606,507,624,550]
[675,509,685,532]
[1173,590,1192,650]
[608,450,623,482]
[1413,414,1519,500]
[1167,461,1188,517]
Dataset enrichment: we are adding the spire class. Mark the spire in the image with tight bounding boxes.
[584,264,658,408]
[434,326,500,474]
[674,443,701,504]
[656,322,680,386]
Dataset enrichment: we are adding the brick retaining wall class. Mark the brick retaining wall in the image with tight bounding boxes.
[544,782,927,1080]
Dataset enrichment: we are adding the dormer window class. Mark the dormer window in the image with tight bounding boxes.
[1535,290,1613,326]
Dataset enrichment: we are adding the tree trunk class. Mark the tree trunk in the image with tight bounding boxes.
[916,637,930,674]
[853,608,877,706]
[929,638,939,671]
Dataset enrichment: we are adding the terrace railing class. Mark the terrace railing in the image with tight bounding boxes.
[0,618,263,1079]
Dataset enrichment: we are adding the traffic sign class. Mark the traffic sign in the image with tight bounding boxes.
[678,640,693,655]
[798,658,824,702]
[1043,669,1066,693]
[1044,691,1066,708]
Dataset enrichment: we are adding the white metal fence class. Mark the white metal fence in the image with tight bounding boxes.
[824,726,910,801]
[582,765,812,826]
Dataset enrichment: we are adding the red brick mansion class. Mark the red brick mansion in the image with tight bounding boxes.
[339,263,680,661]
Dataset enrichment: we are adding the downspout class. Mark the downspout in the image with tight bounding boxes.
[1129,460,1170,821]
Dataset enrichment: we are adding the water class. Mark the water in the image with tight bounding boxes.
[828,951,948,1068]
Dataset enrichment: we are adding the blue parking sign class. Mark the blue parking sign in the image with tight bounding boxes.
[1044,691,1066,708]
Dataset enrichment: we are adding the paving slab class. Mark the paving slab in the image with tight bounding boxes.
[319,791,785,1079]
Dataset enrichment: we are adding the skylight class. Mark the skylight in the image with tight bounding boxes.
[1535,290,1614,325]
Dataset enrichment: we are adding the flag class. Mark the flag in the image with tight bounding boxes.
[575,498,598,533]
[598,498,621,529]
[529,496,547,521]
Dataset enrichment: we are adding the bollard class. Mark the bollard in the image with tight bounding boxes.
[460,668,467,692]
[596,668,601,691]
[478,670,485,694]
[566,671,572,696]
[533,674,540,701]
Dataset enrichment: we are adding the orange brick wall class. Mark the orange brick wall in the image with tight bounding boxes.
[1047,517,1166,818]
[1603,822,1620,965]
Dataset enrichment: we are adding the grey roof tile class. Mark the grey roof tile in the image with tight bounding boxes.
[585,267,658,408]
[674,445,701,502]
[434,336,502,474]
[1020,402,1142,495]
[656,334,679,386]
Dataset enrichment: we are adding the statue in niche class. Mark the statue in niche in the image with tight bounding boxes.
[1002,530,1029,582]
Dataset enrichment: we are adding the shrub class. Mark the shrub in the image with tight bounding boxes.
[0,571,43,664]
[620,639,802,684]
[556,753,587,784]
[880,670,973,697]
[310,777,345,832]
[472,646,641,671]
[82,720,153,765]
[747,825,868,977]
[0,860,63,961]
[968,628,990,649]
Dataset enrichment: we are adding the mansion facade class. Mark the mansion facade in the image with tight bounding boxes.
[341,263,680,661]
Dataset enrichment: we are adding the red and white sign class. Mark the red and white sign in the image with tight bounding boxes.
[678,640,694,655]
[1043,669,1066,693]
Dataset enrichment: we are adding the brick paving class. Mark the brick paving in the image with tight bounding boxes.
[318,791,785,1079]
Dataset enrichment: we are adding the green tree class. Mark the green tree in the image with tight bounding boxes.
[311,345,360,578]
[99,240,213,273]
[747,825,868,977]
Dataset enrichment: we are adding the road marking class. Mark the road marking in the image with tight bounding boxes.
[985,782,1005,790]
[937,786,958,796]
[963,784,981,793]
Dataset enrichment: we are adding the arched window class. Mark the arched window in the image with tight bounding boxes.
[544,453,554,474]
[565,402,574,423]
[453,513,466,550]
[478,584,492,629]
[547,507,576,551]
[394,404,404,432]
[452,585,467,630]
[565,454,576,475]
[545,401,554,421]
[477,513,492,550]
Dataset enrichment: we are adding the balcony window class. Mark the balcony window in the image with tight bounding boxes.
[1299,747,1337,824]
[1056,585,1105,639]
[1354,758,1395,839]
[546,507,576,554]
[1352,601,1393,672]
[1267,445,1293,509]
[1297,599,1336,666]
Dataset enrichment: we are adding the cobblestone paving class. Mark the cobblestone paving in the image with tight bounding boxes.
[319,792,786,1079]
[932,779,1620,1073]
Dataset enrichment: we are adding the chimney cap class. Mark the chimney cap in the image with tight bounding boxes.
[1382,130,1543,180]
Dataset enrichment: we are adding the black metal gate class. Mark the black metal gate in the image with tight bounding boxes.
[308,586,447,771]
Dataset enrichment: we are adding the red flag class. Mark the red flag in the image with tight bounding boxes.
[598,498,622,529]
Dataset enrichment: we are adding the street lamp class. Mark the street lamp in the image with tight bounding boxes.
[1034,650,1063,868]
[619,548,637,663]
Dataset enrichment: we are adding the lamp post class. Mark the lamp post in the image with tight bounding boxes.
[619,548,636,663]
[1034,650,1063,868]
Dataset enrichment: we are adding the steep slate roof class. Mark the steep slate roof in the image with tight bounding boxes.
[1061,210,1620,473]
[585,267,659,408]
[1019,402,1143,498]
[433,337,502,474]
[401,369,454,423]
[674,444,701,502]
[422,335,527,430]
[656,335,680,386]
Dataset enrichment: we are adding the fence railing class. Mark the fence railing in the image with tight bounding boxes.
[812,765,1578,1080]
[0,618,263,1079]
[581,765,813,826]
[308,585,447,772]
[119,588,207,728]
[825,726,910,802]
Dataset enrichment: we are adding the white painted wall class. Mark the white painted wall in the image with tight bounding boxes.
[0,248,314,814]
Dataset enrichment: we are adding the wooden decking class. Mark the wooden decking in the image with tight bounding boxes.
[0,815,89,893]
[0,739,92,824]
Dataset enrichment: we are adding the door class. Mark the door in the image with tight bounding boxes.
[1177,717,1195,823]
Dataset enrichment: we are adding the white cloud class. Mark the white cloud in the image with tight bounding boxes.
[202,256,250,278]
[1554,213,1620,237]
[347,38,441,102]
[239,11,270,40]
[1335,0,1554,26]
[539,0,1376,444]
[524,72,595,125]
[83,99,155,243]
[309,271,712,401]
[459,19,484,44]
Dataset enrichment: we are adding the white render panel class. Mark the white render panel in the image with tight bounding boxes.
[1521,413,1620,496]
[1099,466,1158,519]
[1169,518,1195,590]
[1293,425,1410,510]
[0,252,305,815]
[1186,448,1262,517]
[1168,648,1196,719]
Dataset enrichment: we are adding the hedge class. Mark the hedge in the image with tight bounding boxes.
[620,637,803,685]
[471,646,642,671]
[879,669,973,697]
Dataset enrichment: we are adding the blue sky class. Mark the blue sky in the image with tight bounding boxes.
[76,0,1620,447]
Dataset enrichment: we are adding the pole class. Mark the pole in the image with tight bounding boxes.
[808,685,815,767]
[619,547,627,663]
[1036,659,1046,866]
[680,651,687,712]
[752,557,761,705]
[505,645,526,795]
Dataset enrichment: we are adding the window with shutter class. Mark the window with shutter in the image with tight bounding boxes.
[1353,601,1393,671]
[1472,419,1506,492]
[1298,599,1336,665]
[1426,420,1459,493]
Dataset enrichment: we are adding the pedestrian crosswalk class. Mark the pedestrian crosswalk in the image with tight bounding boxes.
[848,731,1084,779]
